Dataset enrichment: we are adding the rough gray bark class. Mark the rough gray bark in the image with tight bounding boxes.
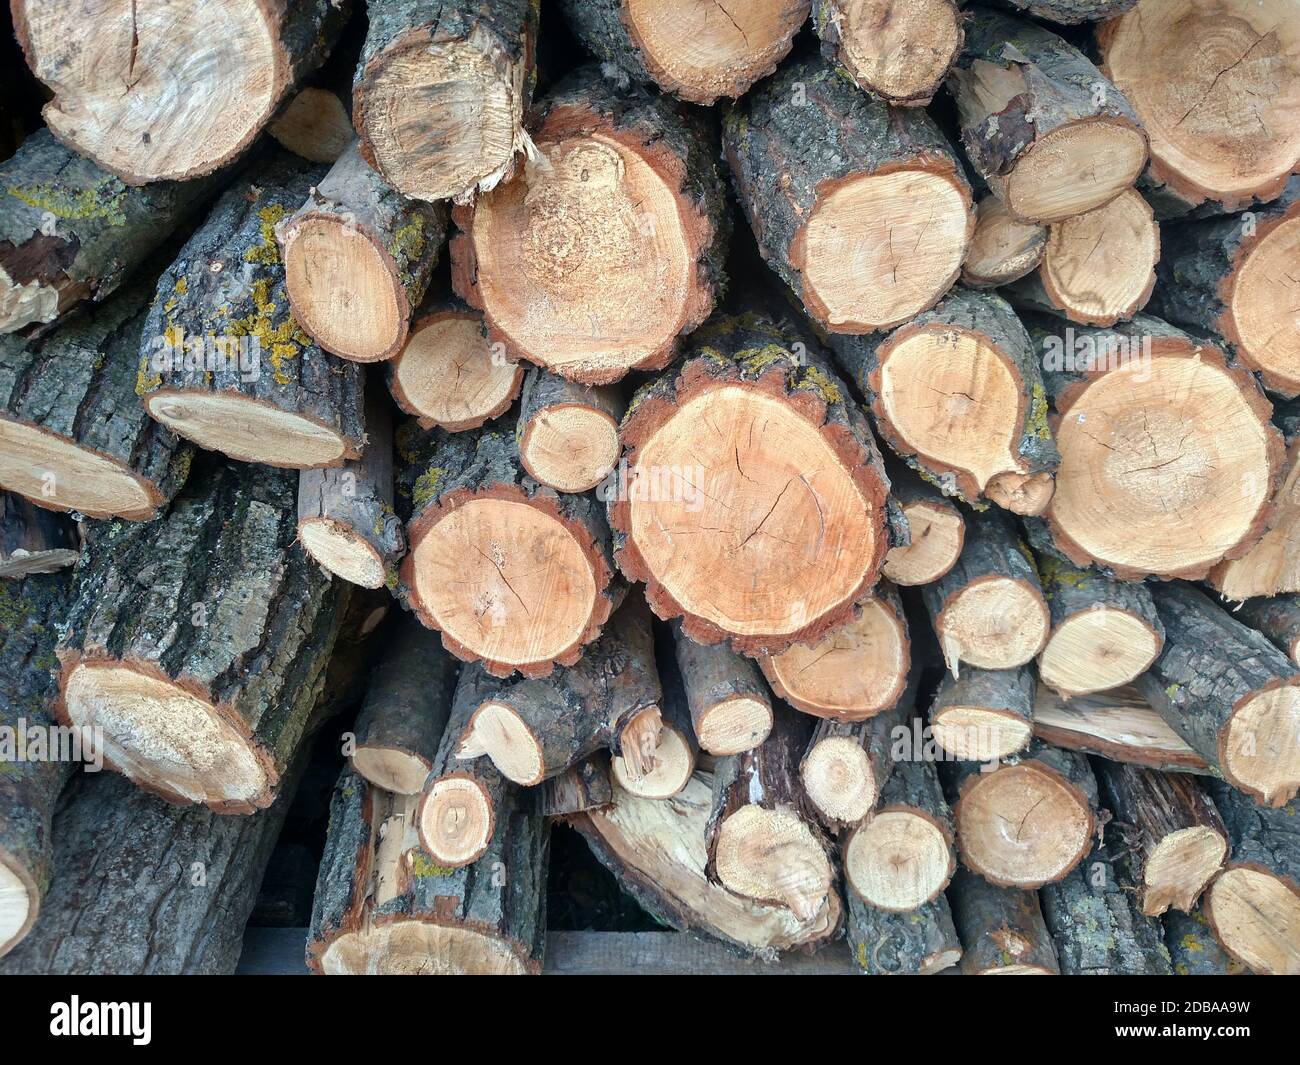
[0,492,78,577]
[1237,596,1300,665]
[0,129,222,333]
[1164,905,1250,976]
[949,866,1060,974]
[988,0,1137,22]
[846,889,962,975]
[930,664,1035,760]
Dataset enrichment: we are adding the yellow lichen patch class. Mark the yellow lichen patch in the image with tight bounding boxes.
[408,851,453,879]
[244,204,290,265]
[411,467,447,509]
[8,179,128,226]
[135,354,162,396]
[391,216,427,271]
[1026,382,1051,440]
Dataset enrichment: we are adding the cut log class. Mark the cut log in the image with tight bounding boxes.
[415,664,511,869]
[799,706,906,831]
[845,890,962,975]
[1201,779,1300,975]
[1164,904,1250,975]
[989,0,1137,22]
[138,153,366,469]
[569,770,843,957]
[454,598,663,786]
[353,0,538,204]
[1032,683,1212,774]
[1136,581,1300,808]
[812,0,963,107]
[277,142,448,363]
[388,302,524,432]
[1038,831,1174,974]
[55,461,345,813]
[0,763,304,975]
[880,465,966,587]
[724,55,972,334]
[922,508,1050,673]
[947,9,1147,224]
[308,767,547,975]
[349,616,457,795]
[12,0,347,184]
[949,743,1098,889]
[829,288,1059,515]
[0,275,191,522]
[1036,554,1164,698]
[844,756,956,912]
[518,369,623,493]
[397,422,618,677]
[1209,398,1300,600]
[673,625,773,756]
[1097,0,1300,217]
[1034,314,1284,581]
[961,195,1048,290]
[949,867,1060,975]
[0,572,73,958]
[612,662,697,802]
[705,709,835,922]
[930,664,1035,762]
[1006,188,1159,327]
[1236,597,1300,665]
[1150,179,1300,396]
[269,87,354,164]
[760,582,910,721]
[609,314,891,655]
[0,493,78,578]
[559,0,809,105]
[0,129,220,334]
[1094,761,1227,917]
[298,387,404,589]
[540,755,613,818]
[452,67,728,385]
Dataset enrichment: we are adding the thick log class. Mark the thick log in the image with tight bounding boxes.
[609,314,891,656]
[569,770,843,957]
[1039,831,1174,974]
[812,0,962,106]
[1033,314,1284,581]
[1164,904,1250,975]
[947,9,1146,224]
[844,756,956,911]
[540,755,612,818]
[298,386,405,588]
[0,493,77,578]
[1136,582,1300,807]
[705,708,835,922]
[269,87,354,164]
[451,67,729,385]
[1036,554,1163,697]
[1097,0,1300,217]
[0,764,303,974]
[930,664,1035,762]
[879,464,966,587]
[349,616,457,795]
[517,369,623,493]
[961,195,1047,290]
[829,288,1059,515]
[1149,179,1300,395]
[724,54,972,334]
[922,508,1050,673]
[673,625,772,756]
[55,461,345,813]
[559,0,808,105]
[760,582,910,721]
[845,889,962,975]
[1095,761,1227,916]
[454,598,664,786]
[1031,683,1212,775]
[277,142,448,363]
[1236,596,1300,665]
[1201,779,1300,975]
[397,422,618,677]
[1005,188,1159,327]
[0,275,191,521]
[138,153,366,469]
[949,742,1098,889]
[949,867,1060,975]
[0,129,220,333]
[0,572,73,957]
[353,0,538,204]
[388,301,523,432]
[308,768,547,975]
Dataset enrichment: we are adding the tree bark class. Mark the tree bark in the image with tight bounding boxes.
[879,461,966,587]
[989,0,1137,22]
[673,624,772,756]
[540,755,612,818]
[517,368,623,493]
[1164,904,1250,976]
[724,54,972,334]
[55,461,345,813]
[1236,596,1300,665]
[845,889,963,975]
[930,664,1036,762]
[949,866,1060,974]
[0,493,78,578]
[138,152,366,469]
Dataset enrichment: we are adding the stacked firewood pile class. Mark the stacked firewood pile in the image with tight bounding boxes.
[1,0,1298,977]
